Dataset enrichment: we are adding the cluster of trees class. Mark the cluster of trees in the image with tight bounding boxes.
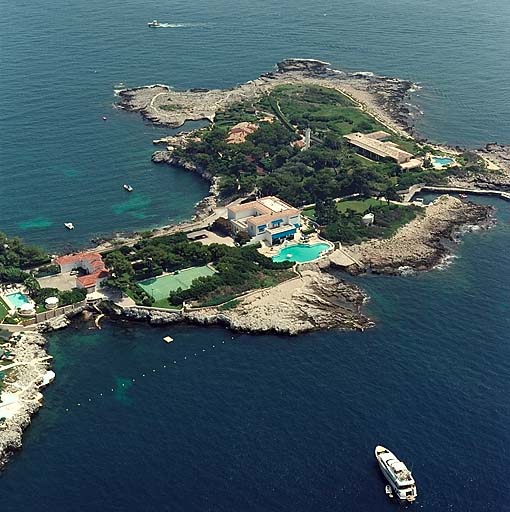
[103,234,294,307]
[316,199,419,244]
[171,85,452,209]
[28,284,87,308]
[0,232,49,284]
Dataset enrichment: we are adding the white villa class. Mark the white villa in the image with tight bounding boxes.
[227,196,301,246]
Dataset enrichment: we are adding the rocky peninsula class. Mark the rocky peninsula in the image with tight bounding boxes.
[341,195,492,274]
[118,58,415,137]
[110,269,372,335]
[0,332,53,470]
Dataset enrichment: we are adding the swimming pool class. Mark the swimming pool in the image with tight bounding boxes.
[272,243,331,263]
[431,156,455,167]
[4,292,30,309]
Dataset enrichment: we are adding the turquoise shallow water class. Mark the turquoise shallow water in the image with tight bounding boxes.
[272,242,331,263]
[1,0,510,510]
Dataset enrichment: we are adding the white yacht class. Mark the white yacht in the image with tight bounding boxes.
[147,20,161,28]
[123,184,133,192]
[375,445,417,502]
[64,222,74,230]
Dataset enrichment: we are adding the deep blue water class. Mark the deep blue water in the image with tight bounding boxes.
[2,0,510,249]
[2,197,510,511]
[1,0,510,509]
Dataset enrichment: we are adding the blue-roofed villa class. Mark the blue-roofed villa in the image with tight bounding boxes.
[227,196,301,246]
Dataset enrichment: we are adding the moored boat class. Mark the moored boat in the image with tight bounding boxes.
[123,184,133,192]
[64,222,74,230]
[375,445,417,502]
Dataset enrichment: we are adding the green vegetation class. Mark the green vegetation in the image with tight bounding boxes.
[0,298,9,322]
[0,232,49,284]
[171,84,453,210]
[218,299,240,311]
[315,198,421,244]
[104,233,294,308]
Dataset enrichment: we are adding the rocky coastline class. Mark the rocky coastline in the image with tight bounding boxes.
[0,331,53,471]
[118,58,417,137]
[105,269,373,335]
[341,195,493,275]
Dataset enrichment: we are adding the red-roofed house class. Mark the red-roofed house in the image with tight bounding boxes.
[54,252,110,293]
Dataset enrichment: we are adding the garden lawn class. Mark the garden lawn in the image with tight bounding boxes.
[0,298,9,322]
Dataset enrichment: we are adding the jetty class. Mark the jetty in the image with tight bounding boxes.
[403,184,510,203]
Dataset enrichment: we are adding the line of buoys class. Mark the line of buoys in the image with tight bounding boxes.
[63,337,238,412]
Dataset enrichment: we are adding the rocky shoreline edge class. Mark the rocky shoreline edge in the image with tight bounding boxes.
[0,332,53,471]
[342,195,494,275]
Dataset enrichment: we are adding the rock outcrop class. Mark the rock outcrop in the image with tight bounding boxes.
[112,270,373,335]
[117,59,417,136]
[0,332,52,470]
[346,196,493,274]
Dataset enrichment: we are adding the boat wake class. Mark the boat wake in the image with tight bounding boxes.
[156,22,208,28]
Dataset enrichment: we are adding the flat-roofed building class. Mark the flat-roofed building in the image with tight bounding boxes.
[344,131,414,166]
[227,196,301,246]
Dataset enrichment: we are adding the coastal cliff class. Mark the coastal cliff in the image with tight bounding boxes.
[0,332,53,470]
[343,196,492,274]
[110,270,373,335]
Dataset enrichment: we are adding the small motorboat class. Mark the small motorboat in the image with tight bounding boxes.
[102,116,108,121]
[459,193,468,199]
[147,20,161,28]
[385,485,394,498]
[123,184,133,192]
[163,336,174,344]
[64,222,74,230]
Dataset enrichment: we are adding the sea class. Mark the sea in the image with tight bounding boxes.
[1,0,510,510]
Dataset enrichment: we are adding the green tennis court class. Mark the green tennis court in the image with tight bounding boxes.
[138,265,216,301]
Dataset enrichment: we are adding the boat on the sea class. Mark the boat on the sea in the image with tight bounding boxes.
[123,184,133,192]
[64,222,74,230]
[385,485,394,498]
[147,20,161,28]
[375,445,417,502]
[459,193,468,199]
[102,116,108,121]
[163,336,174,343]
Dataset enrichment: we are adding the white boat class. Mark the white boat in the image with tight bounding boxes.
[64,222,74,230]
[375,445,417,502]
[123,184,133,192]
[459,193,468,199]
[163,336,174,343]
[147,20,161,28]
